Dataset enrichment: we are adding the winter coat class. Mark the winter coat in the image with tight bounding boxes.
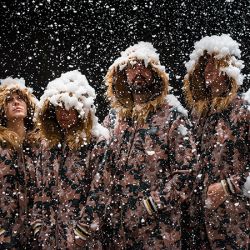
[188,96,250,249]
[31,139,100,250]
[0,144,25,249]
[77,102,197,250]
[0,129,38,249]
[183,50,250,249]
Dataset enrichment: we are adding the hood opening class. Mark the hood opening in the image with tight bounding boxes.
[106,62,169,123]
[184,52,239,116]
[38,100,93,150]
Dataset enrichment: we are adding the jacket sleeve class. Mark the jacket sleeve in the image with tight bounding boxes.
[227,103,250,197]
[0,148,19,247]
[30,143,45,239]
[74,139,112,245]
[147,114,197,213]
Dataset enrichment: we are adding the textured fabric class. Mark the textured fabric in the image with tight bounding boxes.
[187,96,250,249]
[31,140,100,250]
[0,146,27,249]
[79,102,197,249]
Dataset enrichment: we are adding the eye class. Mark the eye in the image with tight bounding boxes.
[6,96,13,103]
[17,96,25,102]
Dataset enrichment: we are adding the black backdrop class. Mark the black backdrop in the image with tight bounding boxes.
[1,0,249,121]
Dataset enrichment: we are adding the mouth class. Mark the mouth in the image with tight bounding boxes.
[13,108,23,112]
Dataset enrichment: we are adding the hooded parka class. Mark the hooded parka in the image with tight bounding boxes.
[31,71,109,250]
[76,42,197,249]
[183,35,250,249]
[0,79,37,249]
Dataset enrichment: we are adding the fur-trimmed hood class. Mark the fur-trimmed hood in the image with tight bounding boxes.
[38,70,109,149]
[183,34,244,116]
[105,41,169,122]
[0,78,37,149]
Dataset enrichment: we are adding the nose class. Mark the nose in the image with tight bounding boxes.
[13,97,21,105]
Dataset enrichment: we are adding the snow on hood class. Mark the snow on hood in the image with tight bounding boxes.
[39,70,109,141]
[105,42,169,122]
[166,94,188,117]
[0,77,35,95]
[107,41,166,73]
[185,34,244,86]
[40,70,96,117]
[243,88,250,110]
[0,77,38,110]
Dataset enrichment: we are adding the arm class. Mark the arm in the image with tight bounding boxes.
[0,149,19,248]
[206,102,250,209]
[146,114,197,214]
[74,140,113,247]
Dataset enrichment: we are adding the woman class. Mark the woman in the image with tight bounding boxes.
[31,70,109,249]
[0,77,37,249]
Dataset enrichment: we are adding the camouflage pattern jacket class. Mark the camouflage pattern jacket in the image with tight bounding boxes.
[0,136,42,249]
[77,102,197,250]
[0,144,26,249]
[31,140,99,249]
[189,96,250,249]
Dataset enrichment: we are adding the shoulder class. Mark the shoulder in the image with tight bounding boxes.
[229,95,250,123]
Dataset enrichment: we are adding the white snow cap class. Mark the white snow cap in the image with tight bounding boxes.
[166,94,188,117]
[108,41,165,73]
[40,70,109,141]
[185,34,244,85]
[243,174,250,198]
[0,77,34,93]
[243,88,250,109]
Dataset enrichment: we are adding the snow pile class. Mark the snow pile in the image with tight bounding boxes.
[185,34,244,85]
[108,41,165,73]
[166,94,188,117]
[243,88,250,109]
[40,70,109,140]
[0,77,34,93]
[243,174,250,198]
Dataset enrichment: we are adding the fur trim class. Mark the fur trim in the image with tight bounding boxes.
[0,126,22,150]
[0,85,37,149]
[184,55,239,116]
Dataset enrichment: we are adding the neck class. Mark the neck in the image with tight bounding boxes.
[7,119,26,142]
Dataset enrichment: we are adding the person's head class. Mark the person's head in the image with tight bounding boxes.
[184,34,244,114]
[112,60,164,106]
[105,42,169,120]
[38,70,108,149]
[0,78,36,131]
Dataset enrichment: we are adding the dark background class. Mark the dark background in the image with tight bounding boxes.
[1,0,249,121]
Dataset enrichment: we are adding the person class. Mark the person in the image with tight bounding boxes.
[31,70,109,249]
[0,78,37,249]
[183,34,250,249]
[74,41,197,249]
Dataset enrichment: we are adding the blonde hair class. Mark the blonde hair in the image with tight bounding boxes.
[0,85,37,149]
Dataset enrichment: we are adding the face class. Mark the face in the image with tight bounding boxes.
[126,61,153,91]
[204,56,229,97]
[5,93,28,122]
[55,106,79,130]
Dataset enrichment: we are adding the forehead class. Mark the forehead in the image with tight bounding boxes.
[126,60,151,69]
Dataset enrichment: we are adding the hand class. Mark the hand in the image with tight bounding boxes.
[206,182,228,210]
[150,191,161,209]
[74,237,87,247]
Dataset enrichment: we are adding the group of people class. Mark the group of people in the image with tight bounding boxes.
[0,34,249,250]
